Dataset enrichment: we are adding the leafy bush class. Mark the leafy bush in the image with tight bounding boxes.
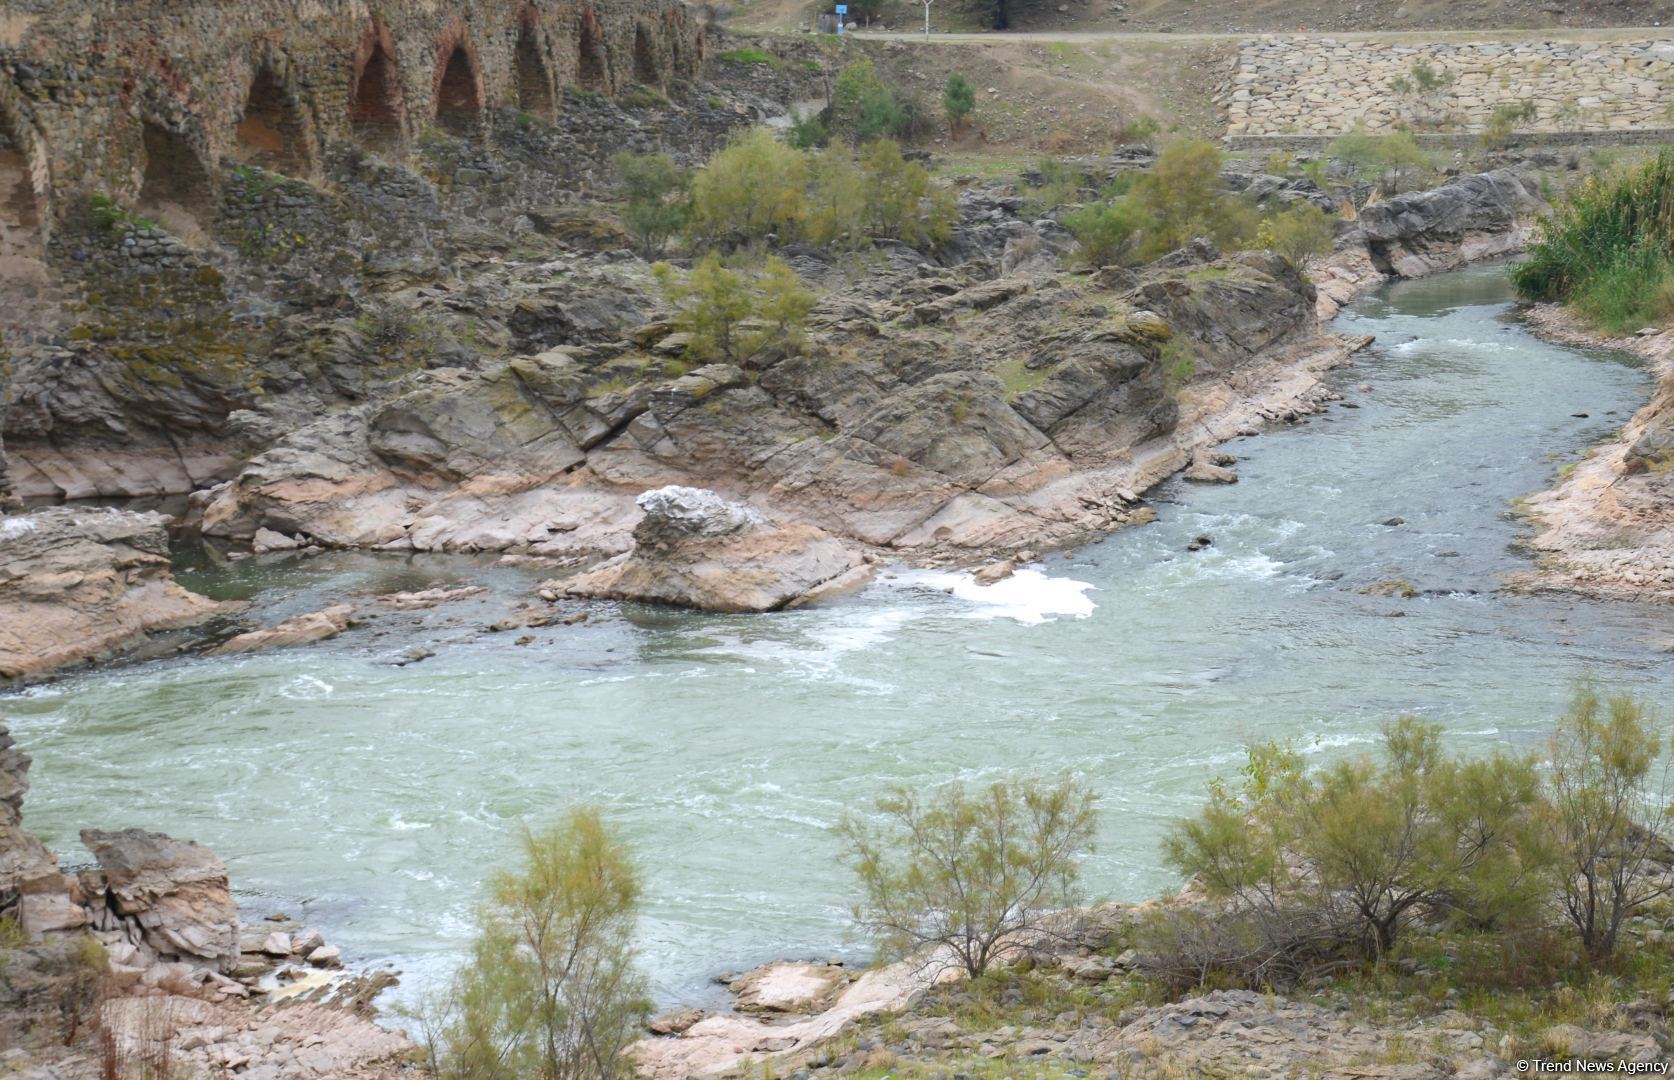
[1547,686,1674,962]
[427,809,649,1080]
[1256,204,1338,267]
[1328,130,1435,199]
[1132,139,1253,256]
[837,776,1097,978]
[1062,198,1152,267]
[690,128,809,245]
[686,133,951,253]
[1512,150,1674,333]
[789,113,828,149]
[943,73,976,132]
[1163,718,1549,980]
[654,253,815,365]
[830,59,918,144]
[611,151,690,258]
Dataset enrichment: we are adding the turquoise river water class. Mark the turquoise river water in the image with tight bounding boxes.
[6,262,1674,1009]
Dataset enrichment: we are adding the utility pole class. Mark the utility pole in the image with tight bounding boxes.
[920,0,934,40]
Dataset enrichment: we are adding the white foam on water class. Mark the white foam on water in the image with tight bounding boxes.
[886,566,1096,625]
[278,675,334,700]
[388,814,433,832]
[0,517,38,542]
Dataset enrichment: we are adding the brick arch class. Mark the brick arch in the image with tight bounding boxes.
[349,21,406,154]
[233,51,314,176]
[631,22,660,86]
[512,9,557,120]
[576,9,609,92]
[432,26,485,137]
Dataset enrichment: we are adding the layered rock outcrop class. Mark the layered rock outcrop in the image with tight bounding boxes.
[0,507,226,680]
[1313,167,1546,318]
[191,244,1338,563]
[559,486,874,612]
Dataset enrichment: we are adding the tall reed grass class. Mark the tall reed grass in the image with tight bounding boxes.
[1512,149,1674,334]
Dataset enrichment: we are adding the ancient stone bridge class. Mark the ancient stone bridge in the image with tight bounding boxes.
[0,0,704,246]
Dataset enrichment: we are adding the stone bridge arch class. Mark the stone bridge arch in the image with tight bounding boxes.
[137,115,216,223]
[513,9,558,120]
[434,36,486,137]
[234,51,315,177]
[350,22,406,154]
[632,23,661,86]
[0,89,51,348]
[576,9,609,91]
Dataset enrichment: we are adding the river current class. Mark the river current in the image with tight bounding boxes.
[6,262,1673,1008]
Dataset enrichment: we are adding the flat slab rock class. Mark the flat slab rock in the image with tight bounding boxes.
[559,486,874,613]
[0,508,227,680]
[729,961,849,1014]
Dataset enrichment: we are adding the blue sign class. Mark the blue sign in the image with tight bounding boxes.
[835,4,847,11]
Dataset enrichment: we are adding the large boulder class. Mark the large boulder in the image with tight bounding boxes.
[1356,169,1544,277]
[80,828,240,973]
[558,486,874,613]
[0,508,226,680]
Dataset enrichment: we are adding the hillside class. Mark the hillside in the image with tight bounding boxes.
[730,0,1674,35]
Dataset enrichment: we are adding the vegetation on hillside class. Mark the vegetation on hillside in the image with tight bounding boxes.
[1513,149,1674,333]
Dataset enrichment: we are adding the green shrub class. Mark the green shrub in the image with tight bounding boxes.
[830,58,917,144]
[857,138,956,249]
[943,73,976,132]
[1328,129,1435,198]
[654,253,815,364]
[1256,204,1338,267]
[1481,100,1538,150]
[1512,149,1674,333]
[1160,338,1196,393]
[789,113,828,149]
[837,776,1097,978]
[1163,717,1549,978]
[690,128,809,244]
[611,151,690,258]
[1546,686,1674,962]
[428,809,649,1080]
[1133,139,1225,253]
[1062,198,1152,267]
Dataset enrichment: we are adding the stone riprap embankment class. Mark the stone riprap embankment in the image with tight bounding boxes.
[1226,37,1674,138]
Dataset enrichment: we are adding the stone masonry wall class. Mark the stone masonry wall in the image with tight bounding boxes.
[1226,37,1674,137]
[0,0,704,224]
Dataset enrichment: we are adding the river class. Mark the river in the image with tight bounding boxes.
[6,262,1673,1010]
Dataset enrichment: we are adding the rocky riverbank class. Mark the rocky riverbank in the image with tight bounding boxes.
[0,720,417,1078]
[1513,307,1674,603]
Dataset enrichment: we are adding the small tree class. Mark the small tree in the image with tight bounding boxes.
[1135,139,1225,253]
[433,809,649,1080]
[1063,198,1152,267]
[837,776,1097,978]
[943,73,975,135]
[1329,129,1435,200]
[1165,719,1547,970]
[1255,204,1338,267]
[831,59,906,144]
[611,151,690,258]
[654,253,815,365]
[1388,59,1457,130]
[859,138,956,250]
[689,128,808,244]
[1546,687,1674,963]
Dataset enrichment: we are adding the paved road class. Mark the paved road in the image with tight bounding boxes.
[839,25,1667,43]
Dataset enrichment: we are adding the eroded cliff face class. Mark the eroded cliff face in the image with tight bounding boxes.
[0,0,714,499]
